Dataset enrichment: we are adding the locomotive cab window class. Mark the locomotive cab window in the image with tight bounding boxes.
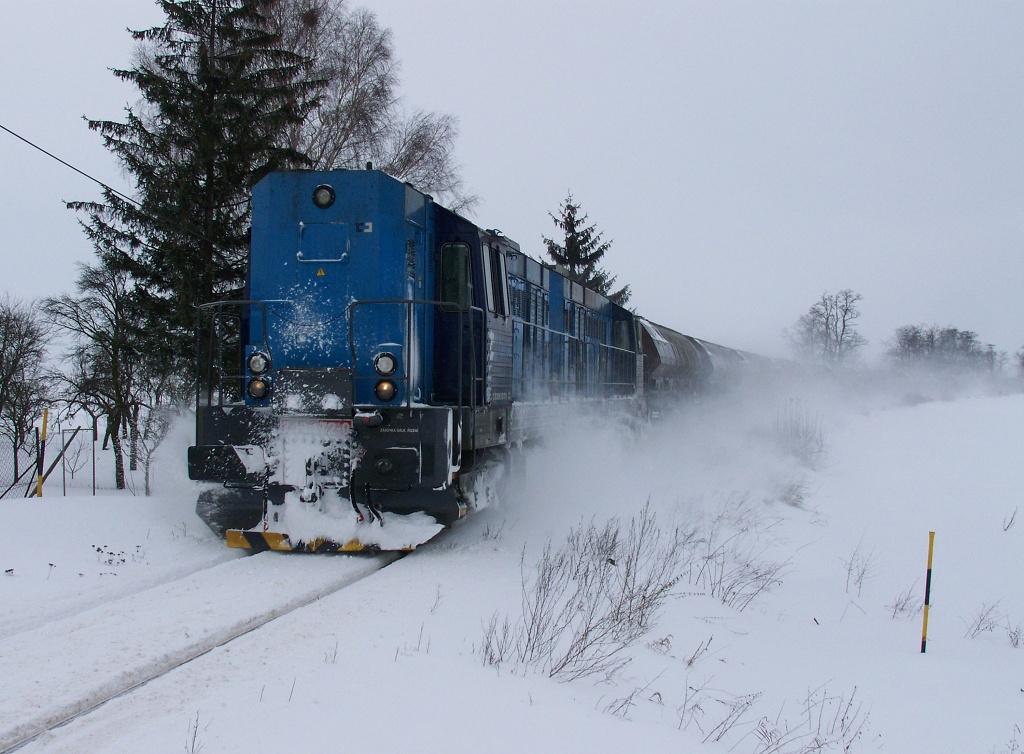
[481,244,496,313]
[484,246,509,317]
[440,242,472,311]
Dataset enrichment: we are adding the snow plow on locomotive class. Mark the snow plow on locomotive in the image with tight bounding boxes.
[188,169,764,552]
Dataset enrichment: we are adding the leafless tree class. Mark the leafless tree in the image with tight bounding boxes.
[788,289,866,365]
[270,0,476,211]
[45,261,189,492]
[0,296,51,468]
[137,403,181,496]
[43,264,141,490]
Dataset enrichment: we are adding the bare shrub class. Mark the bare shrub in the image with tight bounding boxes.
[1006,619,1023,649]
[774,399,827,468]
[685,636,714,667]
[964,601,1002,639]
[647,634,673,655]
[993,724,1023,754]
[602,688,641,718]
[703,691,762,744]
[601,673,664,719]
[676,677,713,733]
[186,710,207,753]
[324,640,338,664]
[690,495,789,611]
[767,478,809,508]
[481,519,507,542]
[886,582,923,619]
[749,685,869,753]
[480,612,515,668]
[481,497,789,688]
[481,504,692,681]
[841,537,876,597]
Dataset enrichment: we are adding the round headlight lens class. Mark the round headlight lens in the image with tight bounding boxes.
[247,378,270,400]
[374,380,397,402]
[374,352,397,376]
[312,184,335,209]
[247,351,270,374]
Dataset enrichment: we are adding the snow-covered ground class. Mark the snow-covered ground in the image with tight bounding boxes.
[2,377,1022,753]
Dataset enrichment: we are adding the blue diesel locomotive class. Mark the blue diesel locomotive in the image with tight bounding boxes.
[187,169,745,551]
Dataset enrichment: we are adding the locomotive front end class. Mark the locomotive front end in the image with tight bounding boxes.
[188,170,464,552]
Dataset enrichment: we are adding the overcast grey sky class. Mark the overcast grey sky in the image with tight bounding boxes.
[1,1,1021,358]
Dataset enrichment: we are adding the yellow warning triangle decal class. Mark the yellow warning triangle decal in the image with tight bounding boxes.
[316,267,326,277]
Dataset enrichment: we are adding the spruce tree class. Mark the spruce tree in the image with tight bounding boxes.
[543,193,630,306]
[70,0,322,367]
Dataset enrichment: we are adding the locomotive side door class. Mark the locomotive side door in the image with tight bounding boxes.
[433,241,481,406]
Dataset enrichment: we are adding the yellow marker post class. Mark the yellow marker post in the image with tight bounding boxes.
[920,531,935,653]
[35,408,48,497]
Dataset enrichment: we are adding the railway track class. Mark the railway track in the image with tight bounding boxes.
[0,549,401,753]
[0,548,242,642]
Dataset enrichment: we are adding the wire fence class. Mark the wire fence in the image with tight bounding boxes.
[0,425,125,499]
[0,434,39,499]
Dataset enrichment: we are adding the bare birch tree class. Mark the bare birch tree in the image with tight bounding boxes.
[270,0,475,211]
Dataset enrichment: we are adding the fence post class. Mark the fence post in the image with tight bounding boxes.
[35,408,48,497]
[92,416,98,496]
[32,428,39,496]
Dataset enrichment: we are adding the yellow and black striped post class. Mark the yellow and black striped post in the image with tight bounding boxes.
[920,531,935,653]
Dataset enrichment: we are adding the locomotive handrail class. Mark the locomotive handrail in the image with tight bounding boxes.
[346,296,483,401]
[512,318,638,400]
[194,300,282,412]
[512,318,637,356]
[347,298,485,468]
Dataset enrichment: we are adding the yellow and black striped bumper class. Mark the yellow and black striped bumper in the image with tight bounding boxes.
[225,529,416,553]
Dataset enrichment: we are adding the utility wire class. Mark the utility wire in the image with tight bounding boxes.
[0,120,232,253]
[0,121,141,210]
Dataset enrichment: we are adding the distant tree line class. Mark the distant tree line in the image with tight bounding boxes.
[886,324,1002,371]
[787,289,1012,375]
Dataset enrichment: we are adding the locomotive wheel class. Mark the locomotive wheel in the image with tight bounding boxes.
[196,487,265,537]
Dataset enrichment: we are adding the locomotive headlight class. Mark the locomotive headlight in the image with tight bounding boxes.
[247,351,271,375]
[247,377,270,400]
[374,379,397,402]
[373,352,397,376]
[312,184,335,209]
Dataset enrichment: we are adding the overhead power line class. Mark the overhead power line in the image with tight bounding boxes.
[0,121,230,253]
[0,121,141,210]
